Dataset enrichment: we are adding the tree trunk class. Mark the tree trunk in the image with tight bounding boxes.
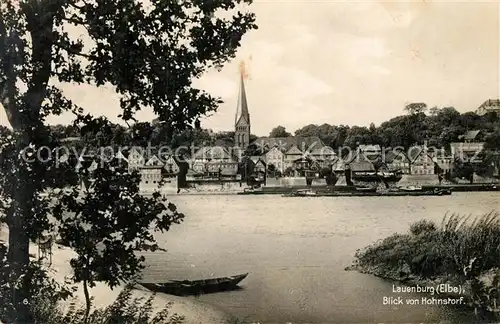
[7,207,32,323]
[83,277,91,323]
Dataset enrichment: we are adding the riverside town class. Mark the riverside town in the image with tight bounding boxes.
[0,1,499,324]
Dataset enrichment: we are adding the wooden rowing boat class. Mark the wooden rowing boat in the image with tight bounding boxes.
[139,273,248,296]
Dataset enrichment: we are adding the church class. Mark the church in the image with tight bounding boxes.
[230,64,336,175]
[234,62,251,150]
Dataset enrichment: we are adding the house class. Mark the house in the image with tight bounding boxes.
[252,158,266,175]
[244,157,266,180]
[185,168,204,181]
[205,160,239,178]
[358,144,381,159]
[476,99,500,116]
[450,142,484,163]
[264,146,285,173]
[163,155,180,176]
[140,165,163,186]
[349,160,376,173]
[408,146,436,175]
[108,152,128,169]
[458,130,485,143]
[219,162,240,180]
[383,149,411,174]
[309,146,337,169]
[331,157,345,174]
[145,154,164,167]
[115,149,129,162]
[59,136,81,143]
[284,145,304,170]
[290,157,312,173]
[189,146,235,176]
[434,156,454,175]
[192,146,234,163]
[251,136,324,154]
[191,160,206,173]
[128,147,145,172]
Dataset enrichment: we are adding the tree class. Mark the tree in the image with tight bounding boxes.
[428,106,439,116]
[129,122,154,147]
[267,163,276,176]
[404,102,427,115]
[53,159,184,319]
[0,0,257,321]
[269,126,291,138]
[294,124,319,137]
[484,131,500,151]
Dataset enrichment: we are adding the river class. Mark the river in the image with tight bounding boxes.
[140,192,499,323]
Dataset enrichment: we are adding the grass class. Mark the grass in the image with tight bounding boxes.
[348,211,500,318]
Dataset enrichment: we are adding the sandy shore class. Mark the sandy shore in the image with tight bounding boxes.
[0,226,232,324]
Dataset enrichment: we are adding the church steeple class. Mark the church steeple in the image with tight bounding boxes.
[235,61,251,149]
[235,62,250,126]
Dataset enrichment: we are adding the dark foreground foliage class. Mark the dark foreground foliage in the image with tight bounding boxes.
[31,285,185,324]
[349,212,500,319]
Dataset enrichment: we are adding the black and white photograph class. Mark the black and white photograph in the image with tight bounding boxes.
[0,0,500,323]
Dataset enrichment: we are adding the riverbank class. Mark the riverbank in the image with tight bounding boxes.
[0,226,232,324]
[345,213,500,320]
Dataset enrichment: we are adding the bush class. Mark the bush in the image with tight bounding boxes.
[0,243,73,323]
[349,212,500,319]
[409,219,437,236]
[32,285,185,324]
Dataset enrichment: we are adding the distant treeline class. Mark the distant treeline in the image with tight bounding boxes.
[1,105,498,154]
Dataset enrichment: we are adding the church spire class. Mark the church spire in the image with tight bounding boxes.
[235,61,250,126]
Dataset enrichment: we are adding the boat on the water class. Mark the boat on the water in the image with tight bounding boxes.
[243,186,262,193]
[139,273,248,296]
[355,186,378,193]
[399,185,423,192]
[283,189,451,197]
[351,170,403,183]
[282,189,317,197]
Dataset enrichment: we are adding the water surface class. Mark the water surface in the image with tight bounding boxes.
[141,192,499,323]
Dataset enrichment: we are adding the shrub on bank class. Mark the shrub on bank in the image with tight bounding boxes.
[31,285,185,324]
[348,212,500,317]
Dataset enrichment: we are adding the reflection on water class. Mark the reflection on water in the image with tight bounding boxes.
[141,192,499,323]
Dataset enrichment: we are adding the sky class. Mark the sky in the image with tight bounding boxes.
[0,0,499,136]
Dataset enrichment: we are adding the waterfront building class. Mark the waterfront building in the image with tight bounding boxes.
[331,157,345,175]
[284,145,304,170]
[434,156,454,175]
[251,158,267,175]
[128,147,145,172]
[250,136,331,174]
[115,149,128,162]
[145,154,164,167]
[190,146,237,176]
[309,146,337,169]
[140,165,163,187]
[358,144,381,159]
[383,149,411,174]
[264,146,285,173]
[252,136,324,154]
[409,146,436,175]
[192,146,234,163]
[163,155,180,176]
